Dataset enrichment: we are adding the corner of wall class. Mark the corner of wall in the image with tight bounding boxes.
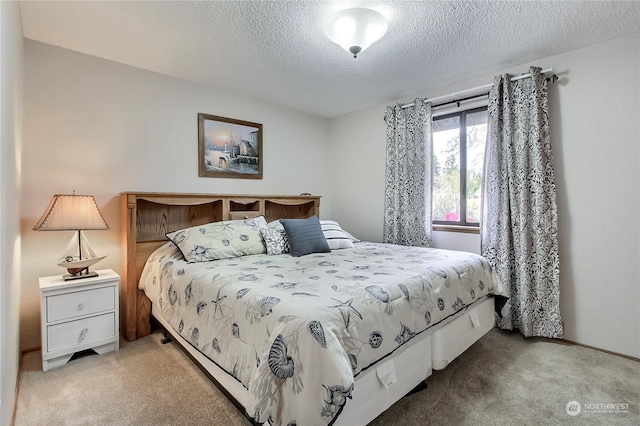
[0,1,24,424]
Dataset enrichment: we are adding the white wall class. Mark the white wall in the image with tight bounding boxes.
[20,40,330,351]
[19,30,640,359]
[0,1,24,424]
[329,33,640,358]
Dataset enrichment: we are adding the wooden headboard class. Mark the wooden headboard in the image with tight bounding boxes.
[120,192,321,341]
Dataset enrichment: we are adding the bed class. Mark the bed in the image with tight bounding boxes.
[120,192,505,426]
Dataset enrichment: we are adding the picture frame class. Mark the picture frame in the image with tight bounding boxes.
[198,113,263,179]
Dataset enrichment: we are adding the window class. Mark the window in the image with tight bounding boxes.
[432,107,488,227]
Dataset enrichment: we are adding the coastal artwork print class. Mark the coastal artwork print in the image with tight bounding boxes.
[198,113,263,179]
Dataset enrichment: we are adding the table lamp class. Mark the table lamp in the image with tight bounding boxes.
[33,192,109,280]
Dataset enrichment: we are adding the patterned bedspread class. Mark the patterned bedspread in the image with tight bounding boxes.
[140,241,505,425]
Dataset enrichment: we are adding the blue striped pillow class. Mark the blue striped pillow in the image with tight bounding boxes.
[280,215,330,257]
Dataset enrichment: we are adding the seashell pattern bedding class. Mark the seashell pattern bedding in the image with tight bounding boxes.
[139,241,505,426]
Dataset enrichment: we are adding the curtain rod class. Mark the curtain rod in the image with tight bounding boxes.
[401,67,554,109]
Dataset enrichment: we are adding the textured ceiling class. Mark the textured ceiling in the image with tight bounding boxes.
[19,1,640,118]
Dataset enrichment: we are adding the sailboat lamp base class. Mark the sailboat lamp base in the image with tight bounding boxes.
[63,270,99,281]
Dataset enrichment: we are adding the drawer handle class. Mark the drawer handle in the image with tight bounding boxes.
[78,302,86,311]
[79,328,88,342]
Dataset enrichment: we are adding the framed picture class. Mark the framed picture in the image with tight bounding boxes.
[198,113,263,179]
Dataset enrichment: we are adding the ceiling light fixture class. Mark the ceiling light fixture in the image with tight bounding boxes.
[326,8,388,58]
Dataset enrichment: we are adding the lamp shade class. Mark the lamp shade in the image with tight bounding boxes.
[326,8,388,58]
[33,194,109,231]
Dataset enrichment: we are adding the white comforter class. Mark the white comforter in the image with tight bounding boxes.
[140,242,505,425]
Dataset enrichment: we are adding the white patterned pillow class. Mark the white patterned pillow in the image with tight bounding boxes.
[268,219,284,231]
[166,216,268,262]
[320,220,355,250]
[260,228,290,255]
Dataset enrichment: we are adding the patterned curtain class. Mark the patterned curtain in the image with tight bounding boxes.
[383,98,432,247]
[481,66,563,338]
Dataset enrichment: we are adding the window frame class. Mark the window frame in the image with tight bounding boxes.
[431,106,488,228]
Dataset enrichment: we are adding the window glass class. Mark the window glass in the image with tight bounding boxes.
[432,107,487,226]
[432,116,460,222]
[465,110,488,223]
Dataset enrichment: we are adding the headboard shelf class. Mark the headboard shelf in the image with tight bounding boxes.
[229,199,261,211]
[120,192,320,341]
[135,199,223,240]
[229,199,263,220]
[264,199,316,223]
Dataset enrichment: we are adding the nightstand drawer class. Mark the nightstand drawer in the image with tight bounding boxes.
[47,286,115,322]
[47,312,116,353]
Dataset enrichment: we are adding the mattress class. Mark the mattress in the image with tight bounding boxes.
[140,241,505,425]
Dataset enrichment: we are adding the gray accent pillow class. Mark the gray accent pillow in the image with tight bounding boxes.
[280,215,330,257]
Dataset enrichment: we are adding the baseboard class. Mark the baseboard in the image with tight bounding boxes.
[11,349,25,426]
[21,346,41,355]
[559,339,639,363]
[12,346,42,424]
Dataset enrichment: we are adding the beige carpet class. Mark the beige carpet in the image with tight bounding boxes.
[15,329,639,425]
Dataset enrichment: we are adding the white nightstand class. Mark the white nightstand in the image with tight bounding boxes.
[39,269,120,371]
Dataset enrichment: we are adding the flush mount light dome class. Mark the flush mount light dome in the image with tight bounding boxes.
[326,8,388,58]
